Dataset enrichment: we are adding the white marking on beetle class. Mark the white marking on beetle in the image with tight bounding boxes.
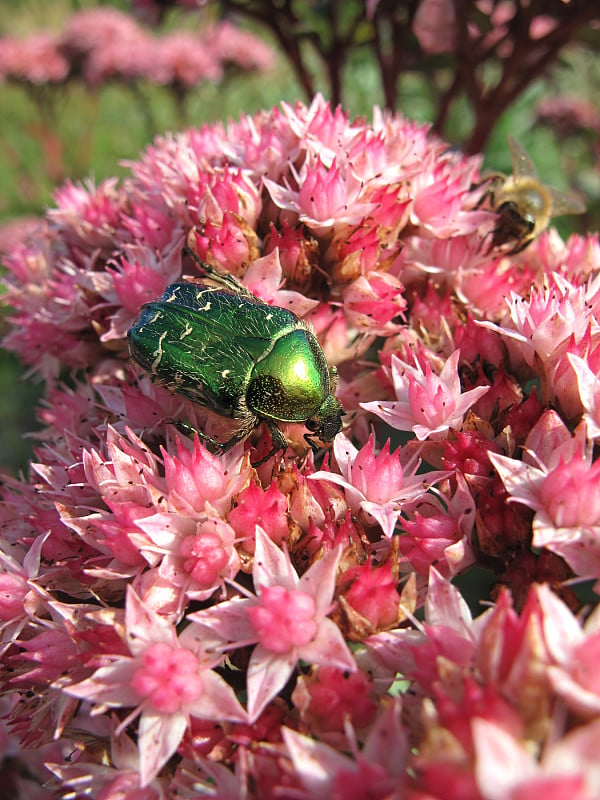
[179,322,193,340]
[194,295,212,312]
[221,369,230,378]
[151,331,168,373]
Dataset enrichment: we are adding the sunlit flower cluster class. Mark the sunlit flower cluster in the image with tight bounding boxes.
[2,95,600,798]
[0,8,274,88]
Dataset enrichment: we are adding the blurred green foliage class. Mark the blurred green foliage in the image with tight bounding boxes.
[0,0,598,473]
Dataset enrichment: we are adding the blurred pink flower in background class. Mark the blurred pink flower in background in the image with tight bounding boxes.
[0,33,68,84]
[413,0,456,54]
[0,7,275,89]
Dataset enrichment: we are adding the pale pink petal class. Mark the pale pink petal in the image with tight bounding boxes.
[522,409,577,467]
[360,499,400,538]
[425,566,473,634]
[186,669,247,722]
[569,353,600,439]
[547,666,600,717]
[488,451,544,510]
[282,727,354,798]
[138,708,188,786]
[63,660,138,707]
[473,719,538,799]
[253,526,298,591]
[331,432,358,481]
[186,597,255,643]
[246,645,296,721]
[360,398,415,432]
[297,545,342,615]
[537,582,585,661]
[547,719,600,796]
[307,469,365,511]
[438,349,462,393]
[297,617,356,672]
[361,697,407,776]
[125,586,177,656]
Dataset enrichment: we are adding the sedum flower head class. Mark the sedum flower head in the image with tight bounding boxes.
[2,94,600,797]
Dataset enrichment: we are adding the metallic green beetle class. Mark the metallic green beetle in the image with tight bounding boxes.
[127,252,344,464]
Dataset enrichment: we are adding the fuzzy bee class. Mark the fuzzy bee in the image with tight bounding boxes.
[481,135,585,255]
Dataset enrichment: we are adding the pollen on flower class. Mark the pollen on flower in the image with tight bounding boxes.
[247,585,318,653]
[131,643,204,714]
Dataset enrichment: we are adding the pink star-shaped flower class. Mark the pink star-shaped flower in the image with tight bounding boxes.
[310,433,447,537]
[361,349,489,441]
[282,697,406,799]
[63,587,246,786]
[538,582,600,718]
[488,414,600,583]
[188,527,356,721]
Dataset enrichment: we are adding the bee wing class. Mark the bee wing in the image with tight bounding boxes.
[549,187,586,217]
[508,135,539,180]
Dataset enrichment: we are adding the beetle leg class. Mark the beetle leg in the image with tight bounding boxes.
[250,422,288,467]
[304,433,319,452]
[168,419,229,454]
[218,430,254,453]
[170,417,271,462]
[304,432,335,459]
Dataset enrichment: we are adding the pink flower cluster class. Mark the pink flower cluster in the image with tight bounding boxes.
[2,95,600,797]
[0,8,274,87]
[536,95,600,138]
[393,0,569,59]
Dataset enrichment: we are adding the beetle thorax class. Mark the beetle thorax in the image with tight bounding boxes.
[247,329,330,423]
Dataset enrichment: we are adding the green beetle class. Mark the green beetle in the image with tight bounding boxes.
[127,251,344,464]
